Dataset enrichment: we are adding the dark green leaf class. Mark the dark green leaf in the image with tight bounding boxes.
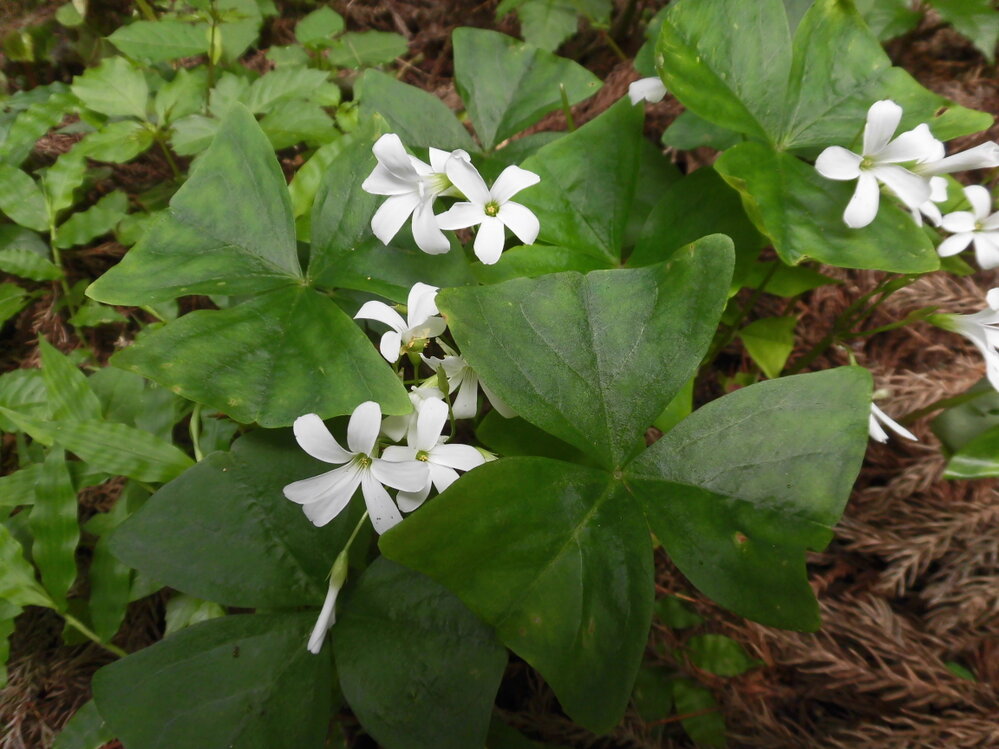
[672,679,725,747]
[661,110,742,151]
[38,335,101,422]
[473,245,610,284]
[475,411,587,464]
[654,595,703,629]
[0,165,48,231]
[51,420,194,482]
[55,191,129,249]
[738,316,797,379]
[944,423,999,478]
[685,633,760,676]
[0,523,51,608]
[0,248,61,281]
[29,449,79,607]
[0,86,76,167]
[51,700,114,749]
[89,535,132,642]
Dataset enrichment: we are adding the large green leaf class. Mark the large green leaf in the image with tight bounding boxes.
[92,613,332,749]
[0,522,51,609]
[108,20,208,62]
[110,429,363,608]
[88,104,301,305]
[111,285,409,426]
[70,57,148,121]
[931,0,999,64]
[715,141,938,272]
[333,558,507,749]
[382,458,653,733]
[519,99,644,263]
[626,368,871,630]
[437,236,733,468]
[452,28,601,150]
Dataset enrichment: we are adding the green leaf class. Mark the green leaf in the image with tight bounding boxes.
[654,595,703,629]
[88,105,301,305]
[294,6,344,46]
[154,67,209,125]
[164,594,225,636]
[242,67,330,115]
[738,316,797,379]
[715,141,938,273]
[0,367,50,427]
[325,31,408,68]
[28,449,80,607]
[0,87,77,167]
[382,458,653,733]
[108,20,208,62]
[92,613,332,749]
[0,283,28,326]
[931,0,999,63]
[77,121,155,163]
[661,110,742,151]
[109,429,365,607]
[50,421,194,482]
[685,634,760,676]
[288,138,346,220]
[112,285,408,426]
[519,99,643,263]
[0,522,52,608]
[855,0,922,40]
[627,368,871,630]
[0,248,61,281]
[438,237,733,468]
[51,700,114,749]
[259,100,335,149]
[672,679,725,747]
[55,191,129,249]
[452,28,601,150]
[334,558,507,749]
[0,164,48,231]
[472,244,610,283]
[70,57,148,121]
[359,70,476,152]
[0,463,45,508]
[88,533,132,642]
[475,411,587,463]
[740,260,837,297]
[931,381,999,453]
[41,149,88,219]
[67,300,128,328]
[168,113,218,156]
[514,0,579,51]
[944,423,999,478]
[38,335,102,422]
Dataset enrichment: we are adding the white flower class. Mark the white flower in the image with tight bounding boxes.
[381,398,485,511]
[354,282,446,363]
[436,155,540,265]
[914,141,999,177]
[283,402,428,534]
[628,77,667,105]
[912,176,949,227]
[932,288,999,391]
[361,133,460,254]
[868,402,917,443]
[423,341,515,419]
[306,550,349,655]
[937,185,999,268]
[380,382,446,443]
[815,99,943,228]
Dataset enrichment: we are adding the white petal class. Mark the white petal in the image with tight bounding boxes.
[407,283,440,326]
[360,473,403,534]
[407,153,434,176]
[370,457,428,491]
[937,232,974,257]
[436,201,485,230]
[965,185,993,221]
[396,482,432,513]
[974,234,999,269]
[451,371,479,419]
[940,211,977,233]
[870,403,917,442]
[347,401,381,454]
[929,176,949,202]
[473,216,506,264]
[868,413,889,443]
[479,378,516,418]
[917,201,942,227]
[362,164,416,196]
[983,214,999,231]
[379,330,402,363]
[445,154,491,206]
[986,288,999,310]
[355,300,406,332]
[428,463,460,493]
[283,464,353,505]
[863,99,902,155]
[380,413,410,442]
[409,316,447,341]
[491,165,541,204]
[844,172,881,228]
[428,147,451,173]
[380,444,417,461]
[870,165,930,210]
[814,147,862,180]
[877,124,943,164]
[919,142,999,175]
[292,414,351,464]
[306,583,340,654]
[411,199,451,254]
[371,192,421,245]
[627,76,667,105]
[413,397,449,451]
[430,442,485,471]
[300,468,363,526]
[372,133,418,180]
[498,201,540,245]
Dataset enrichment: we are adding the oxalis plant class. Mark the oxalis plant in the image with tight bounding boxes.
[9,0,999,746]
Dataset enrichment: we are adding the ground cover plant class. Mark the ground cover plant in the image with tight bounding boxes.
[1,0,999,747]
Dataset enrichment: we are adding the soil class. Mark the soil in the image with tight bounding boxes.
[1,2,997,748]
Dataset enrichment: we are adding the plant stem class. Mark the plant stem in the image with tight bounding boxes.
[155,133,183,181]
[601,30,628,62]
[344,510,369,552]
[559,84,575,132]
[63,612,127,658]
[190,403,204,462]
[134,0,158,22]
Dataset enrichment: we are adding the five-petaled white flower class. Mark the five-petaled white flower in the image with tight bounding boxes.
[381,382,446,443]
[381,397,485,512]
[868,402,917,444]
[283,402,427,534]
[354,282,446,363]
[361,133,460,254]
[436,155,541,265]
[815,99,943,228]
[628,76,667,105]
[937,185,999,269]
[932,288,999,392]
[423,341,515,419]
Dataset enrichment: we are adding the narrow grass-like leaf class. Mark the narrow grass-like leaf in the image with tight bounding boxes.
[0,283,28,326]
[0,165,48,231]
[50,420,194,482]
[28,449,80,607]
[55,192,129,249]
[0,523,52,608]
[38,336,102,422]
[0,248,62,281]
[88,535,132,641]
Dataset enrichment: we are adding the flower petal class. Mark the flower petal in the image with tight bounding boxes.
[379,330,403,363]
[414,397,449,451]
[355,300,406,332]
[381,445,417,461]
[876,124,943,164]
[870,403,917,442]
[965,185,993,221]
[361,164,416,196]
[870,164,930,210]
[306,582,340,654]
[627,76,667,105]
[428,462,460,493]
[292,414,351,464]
[396,482,432,513]
[407,283,440,326]
[283,465,352,505]
[473,216,506,264]
[843,172,881,228]
[430,442,485,471]
[479,378,516,418]
[937,232,974,258]
[436,201,485,230]
[347,401,381,455]
[371,192,421,245]
[445,154,491,206]
[498,201,540,245]
[974,233,999,269]
[300,468,363,526]
[918,141,999,175]
[428,147,451,173]
[372,133,418,180]
[940,211,977,233]
[360,472,403,534]
[451,371,479,419]
[411,199,451,254]
[370,457,428,491]
[863,99,902,155]
[814,147,862,180]
[491,165,541,204]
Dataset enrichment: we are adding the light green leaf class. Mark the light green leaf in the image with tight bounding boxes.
[164,594,225,636]
[71,57,149,121]
[259,100,336,149]
[334,558,507,749]
[92,613,332,749]
[325,31,408,68]
[51,700,114,749]
[931,0,999,63]
[55,191,129,249]
[0,248,61,281]
[0,164,48,231]
[472,244,610,284]
[68,300,129,328]
[38,335,102,422]
[715,141,938,273]
[437,237,733,468]
[288,138,346,219]
[168,113,218,156]
[738,316,797,379]
[0,368,50,428]
[0,87,77,167]
[41,149,88,219]
[112,285,409,426]
[108,19,208,62]
[88,105,301,305]
[514,0,579,51]
[111,429,365,608]
[685,633,760,676]
[453,27,601,150]
[944,423,999,478]
[627,368,871,630]
[0,523,52,608]
[855,0,921,40]
[0,405,55,443]
[294,6,344,46]
[242,67,330,115]
[77,121,155,163]
[28,449,80,607]
[0,283,28,326]
[154,67,209,125]
[50,420,195,482]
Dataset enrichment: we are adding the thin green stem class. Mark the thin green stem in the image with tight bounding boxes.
[601,30,628,62]
[63,613,127,658]
[559,84,576,132]
[133,0,158,22]
[344,510,369,552]
[190,403,204,462]
[155,133,183,181]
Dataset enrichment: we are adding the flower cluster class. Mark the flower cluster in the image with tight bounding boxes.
[362,133,541,265]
